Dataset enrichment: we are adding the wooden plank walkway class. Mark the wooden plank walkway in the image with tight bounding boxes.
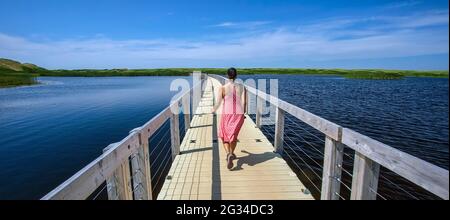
[158,77,314,200]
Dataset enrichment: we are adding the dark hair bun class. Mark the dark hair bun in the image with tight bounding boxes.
[227,67,237,79]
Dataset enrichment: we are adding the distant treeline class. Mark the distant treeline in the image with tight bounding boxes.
[1,57,449,88]
[40,69,193,77]
[40,68,449,79]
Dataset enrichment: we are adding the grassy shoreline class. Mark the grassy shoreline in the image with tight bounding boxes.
[1,66,449,88]
[0,73,39,88]
[1,58,449,88]
[1,68,448,88]
[40,68,449,78]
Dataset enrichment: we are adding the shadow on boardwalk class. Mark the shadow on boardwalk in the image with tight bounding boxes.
[232,150,279,171]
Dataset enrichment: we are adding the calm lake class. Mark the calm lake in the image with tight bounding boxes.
[242,75,449,200]
[0,75,448,199]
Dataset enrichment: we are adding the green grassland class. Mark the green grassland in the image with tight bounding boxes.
[0,72,38,88]
[1,58,448,88]
[40,68,449,79]
[0,58,43,87]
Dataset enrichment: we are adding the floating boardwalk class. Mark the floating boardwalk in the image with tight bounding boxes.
[42,72,449,200]
[158,78,313,200]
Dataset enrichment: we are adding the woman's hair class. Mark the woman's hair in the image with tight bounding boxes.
[227,67,237,80]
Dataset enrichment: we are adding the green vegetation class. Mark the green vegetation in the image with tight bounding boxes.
[0,72,38,88]
[219,68,448,79]
[0,58,44,88]
[39,68,449,79]
[1,58,448,88]
[40,68,192,77]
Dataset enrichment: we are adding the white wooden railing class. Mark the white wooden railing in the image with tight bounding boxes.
[209,74,449,200]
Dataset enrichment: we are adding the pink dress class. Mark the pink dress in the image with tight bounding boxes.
[219,85,245,143]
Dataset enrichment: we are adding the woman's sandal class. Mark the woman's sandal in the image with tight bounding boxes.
[227,153,234,170]
[225,153,236,161]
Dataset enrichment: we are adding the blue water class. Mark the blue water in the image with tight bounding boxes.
[0,75,448,199]
[244,75,449,168]
[240,75,449,199]
[0,77,189,199]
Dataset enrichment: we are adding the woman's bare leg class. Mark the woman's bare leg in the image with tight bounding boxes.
[223,142,230,155]
[230,141,237,155]
[225,141,237,170]
[224,142,234,169]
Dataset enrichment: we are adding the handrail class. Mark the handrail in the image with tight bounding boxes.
[42,131,141,200]
[208,73,449,200]
[42,73,206,200]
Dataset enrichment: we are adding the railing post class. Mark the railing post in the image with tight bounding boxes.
[140,132,153,199]
[256,95,263,128]
[129,130,152,200]
[103,143,133,200]
[350,152,380,200]
[321,136,344,200]
[182,93,191,132]
[211,78,215,106]
[170,101,181,160]
[244,87,248,114]
[192,71,202,116]
[274,107,285,154]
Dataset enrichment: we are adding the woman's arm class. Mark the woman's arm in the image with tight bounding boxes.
[241,86,248,114]
[212,86,223,113]
[239,85,246,114]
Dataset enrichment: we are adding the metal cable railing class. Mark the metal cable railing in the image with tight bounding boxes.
[261,123,324,180]
[256,101,426,200]
[150,131,171,167]
[378,170,421,200]
[152,149,172,193]
[149,125,173,197]
[91,182,108,200]
[269,113,425,200]
[258,114,323,197]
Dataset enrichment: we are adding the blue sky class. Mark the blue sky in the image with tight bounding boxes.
[0,0,448,70]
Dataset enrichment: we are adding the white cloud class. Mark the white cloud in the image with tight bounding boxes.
[209,21,272,29]
[365,10,449,29]
[0,11,448,69]
[296,10,449,34]
[384,0,422,9]
[213,22,235,27]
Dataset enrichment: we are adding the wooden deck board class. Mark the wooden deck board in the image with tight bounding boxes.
[158,77,314,200]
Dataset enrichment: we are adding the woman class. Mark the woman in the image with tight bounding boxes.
[212,68,246,170]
